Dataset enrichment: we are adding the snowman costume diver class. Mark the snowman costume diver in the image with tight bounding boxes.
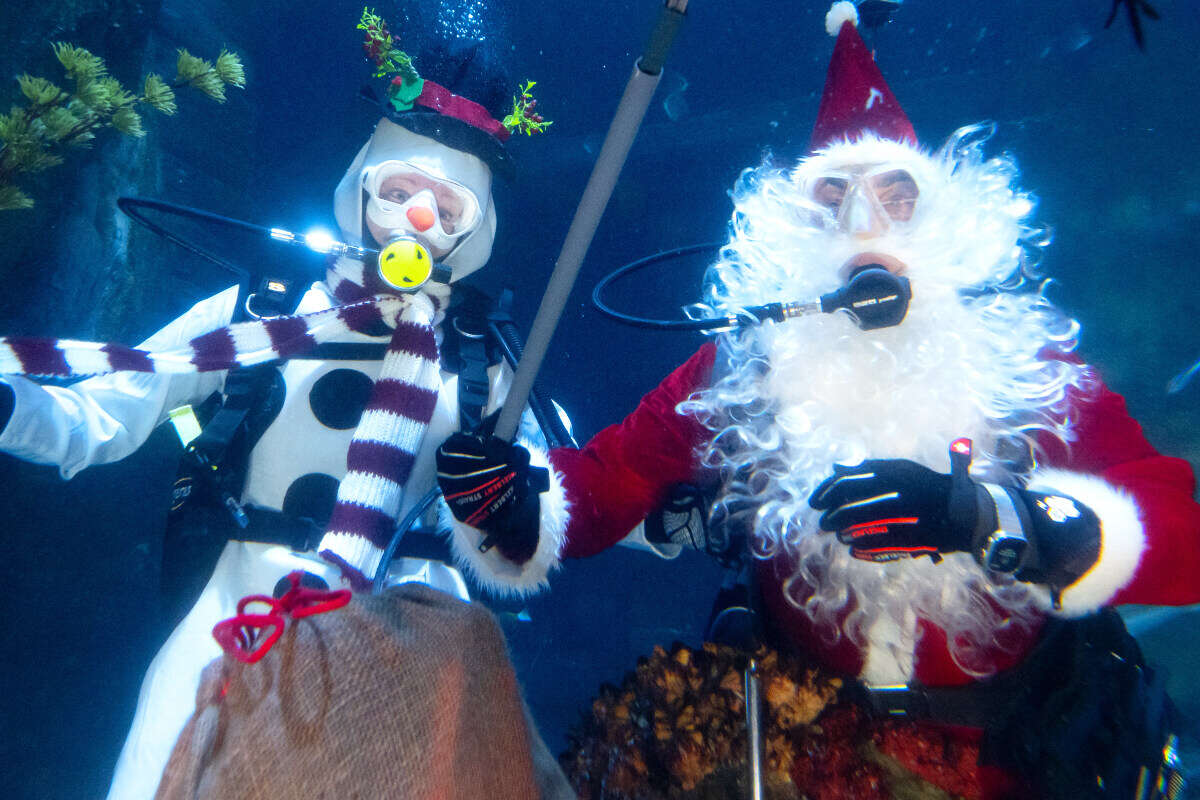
[0,111,570,798]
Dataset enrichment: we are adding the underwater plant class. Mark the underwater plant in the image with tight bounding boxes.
[562,641,985,799]
[0,43,246,211]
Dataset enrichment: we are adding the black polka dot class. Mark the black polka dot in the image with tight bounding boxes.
[273,571,329,598]
[282,473,341,525]
[309,368,373,429]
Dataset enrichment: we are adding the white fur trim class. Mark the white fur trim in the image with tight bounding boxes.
[826,1,859,35]
[1025,468,1145,617]
[446,439,569,598]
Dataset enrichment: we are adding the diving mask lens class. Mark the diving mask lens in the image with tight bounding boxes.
[811,167,919,230]
[365,160,482,244]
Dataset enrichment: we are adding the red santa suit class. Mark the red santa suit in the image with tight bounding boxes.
[547,340,1200,684]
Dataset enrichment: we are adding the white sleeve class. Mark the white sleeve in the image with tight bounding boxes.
[0,286,240,479]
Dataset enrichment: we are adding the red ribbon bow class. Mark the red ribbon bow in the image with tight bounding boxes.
[212,571,351,664]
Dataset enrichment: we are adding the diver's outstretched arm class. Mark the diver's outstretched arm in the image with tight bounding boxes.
[0,286,237,479]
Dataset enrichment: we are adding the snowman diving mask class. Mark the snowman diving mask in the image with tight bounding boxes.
[363,160,484,253]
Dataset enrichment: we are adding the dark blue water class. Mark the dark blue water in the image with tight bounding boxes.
[1,0,1199,797]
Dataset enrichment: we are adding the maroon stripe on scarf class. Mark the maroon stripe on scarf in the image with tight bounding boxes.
[101,343,154,373]
[316,548,373,592]
[345,440,415,479]
[326,502,397,550]
[388,320,439,361]
[332,276,371,305]
[264,316,317,359]
[190,327,237,371]
[6,338,71,376]
[338,301,389,337]
[364,378,438,420]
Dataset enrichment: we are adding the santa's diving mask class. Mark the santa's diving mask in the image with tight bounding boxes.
[807,165,920,236]
[364,160,483,253]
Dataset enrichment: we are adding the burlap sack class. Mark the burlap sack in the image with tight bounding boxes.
[155,583,567,799]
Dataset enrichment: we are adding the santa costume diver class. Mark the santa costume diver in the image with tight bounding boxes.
[435,3,1200,796]
[0,67,568,800]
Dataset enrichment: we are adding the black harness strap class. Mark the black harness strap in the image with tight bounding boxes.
[858,609,1180,799]
[486,289,576,449]
[452,312,493,434]
[297,342,390,361]
[187,367,265,467]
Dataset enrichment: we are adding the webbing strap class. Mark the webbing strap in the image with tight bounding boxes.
[455,324,491,434]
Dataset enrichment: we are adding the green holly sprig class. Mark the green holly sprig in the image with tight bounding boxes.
[502,80,552,136]
[359,8,418,83]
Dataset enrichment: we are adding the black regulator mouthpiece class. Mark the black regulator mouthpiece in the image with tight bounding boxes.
[819,266,911,330]
[591,244,914,332]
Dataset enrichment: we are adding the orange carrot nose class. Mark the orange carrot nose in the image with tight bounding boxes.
[406,206,435,232]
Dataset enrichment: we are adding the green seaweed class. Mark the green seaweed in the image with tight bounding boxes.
[0,42,247,211]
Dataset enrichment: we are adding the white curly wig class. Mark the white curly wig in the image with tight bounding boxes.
[679,125,1092,678]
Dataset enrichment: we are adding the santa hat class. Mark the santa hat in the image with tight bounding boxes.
[810,1,917,152]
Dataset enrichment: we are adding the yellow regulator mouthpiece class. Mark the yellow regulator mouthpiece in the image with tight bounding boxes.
[378,236,435,291]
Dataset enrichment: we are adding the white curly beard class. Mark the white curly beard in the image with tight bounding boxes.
[680,131,1087,679]
[743,283,1056,680]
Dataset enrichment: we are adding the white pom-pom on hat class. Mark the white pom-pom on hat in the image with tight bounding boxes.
[825,1,859,36]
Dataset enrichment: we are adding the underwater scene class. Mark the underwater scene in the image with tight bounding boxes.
[2,0,1199,797]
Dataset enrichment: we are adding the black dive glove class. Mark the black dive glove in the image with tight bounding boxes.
[645,484,713,552]
[809,439,1102,593]
[436,432,549,564]
[808,442,978,564]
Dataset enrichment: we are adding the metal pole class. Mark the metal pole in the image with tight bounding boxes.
[493,0,690,442]
[744,657,765,800]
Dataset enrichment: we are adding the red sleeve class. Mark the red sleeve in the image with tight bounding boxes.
[548,342,717,558]
[1040,380,1200,606]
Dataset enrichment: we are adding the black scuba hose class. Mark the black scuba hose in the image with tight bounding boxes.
[117,196,266,284]
[591,242,731,331]
[487,318,577,450]
[373,486,442,592]
[593,243,914,332]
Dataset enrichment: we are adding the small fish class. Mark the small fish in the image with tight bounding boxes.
[857,0,902,30]
[358,84,382,105]
[1104,0,1159,50]
[499,608,533,623]
[1167,356,1200,394]
[662,74,689,122]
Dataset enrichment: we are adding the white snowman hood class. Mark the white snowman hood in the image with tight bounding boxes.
[334,117,498,282]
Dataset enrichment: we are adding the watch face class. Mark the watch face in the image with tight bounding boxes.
[986,536,1028,573]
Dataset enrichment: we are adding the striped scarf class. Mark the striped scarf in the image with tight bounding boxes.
[0,286,450,590]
